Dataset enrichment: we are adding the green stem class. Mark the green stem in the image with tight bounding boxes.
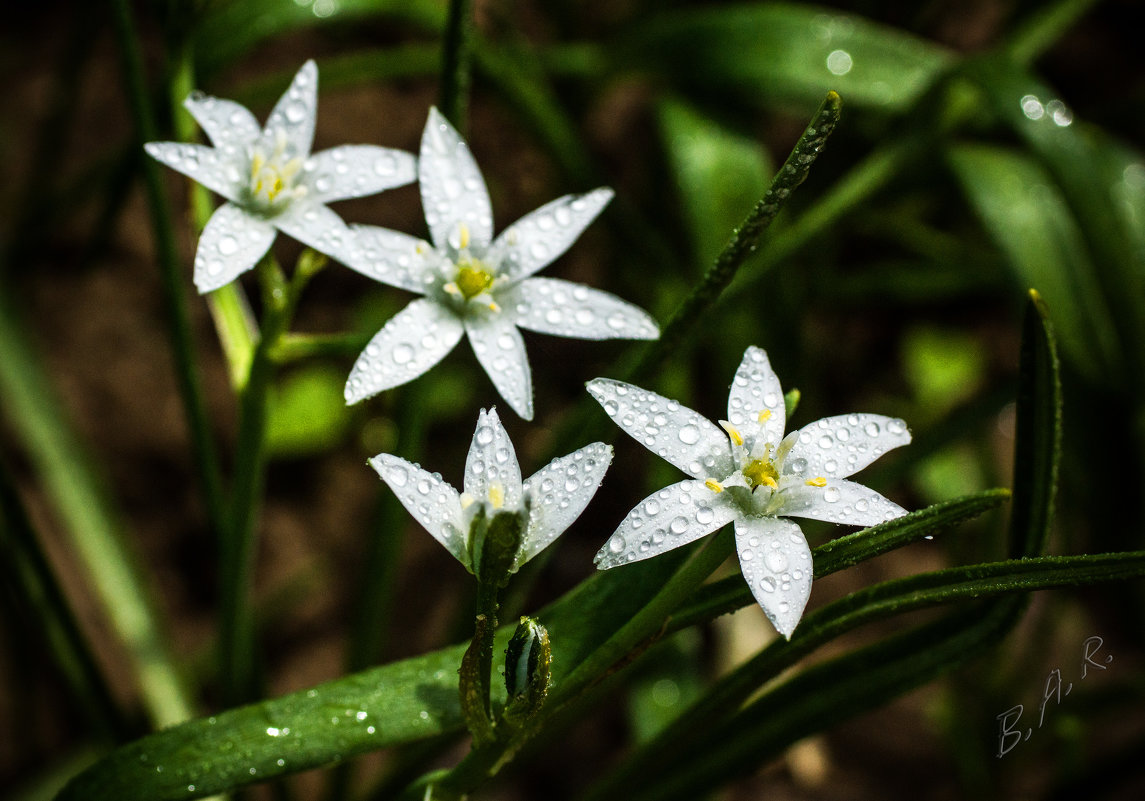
[439,0,475,129]
[218,257,303,704]
[108,0,227,541]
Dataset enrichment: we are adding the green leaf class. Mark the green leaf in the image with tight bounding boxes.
[626,3,951,113]
[947,143,1119,380]
[657,98,773,266]
[265,366,352,458]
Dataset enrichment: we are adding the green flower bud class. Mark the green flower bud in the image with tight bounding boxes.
[503,616,551,726]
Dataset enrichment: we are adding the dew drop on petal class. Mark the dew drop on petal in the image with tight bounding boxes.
[608,534,625,554]
[217,235,238,256]
[669,516,689,535]
[695,506,714,525]
[864,421,880,437]
[678,424,700,445]
[823,486,841,503]
[764,549,788,572]
[644,499,661,515]
[389,467,407,487]
[759,576,776,592]
[476,426,494,445]
[285,102,306,123]
[392,344,414,364]
[818,435,834,449]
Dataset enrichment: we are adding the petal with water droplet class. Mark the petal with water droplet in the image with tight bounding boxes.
[263,60,318,158]
[345,299,464,404]
[785,413,911,479]
[344,225,434,293]
[488,188,613,281]
[726,346,786,447]
[778,478,907,527]
[594,479,736,569]
[419,107,493,251]
[521,442,613,563]
[464,408,523,511]
[144,141,242,203]
[465,317,533,420]
[305,145,417,202]
[734,516,811,639]
[585,378,733,480]
[369,453,466,564]
[275,202,353,264]
[183,93,260,149]
[508,278,659,341]
[194,203,275,293]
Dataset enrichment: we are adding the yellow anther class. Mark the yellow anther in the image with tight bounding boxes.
[416,241,429,255]
[488,484,504,509]
[758,409,772,422]
[458,223,471,250]
[704,479,724,493]
[719,420,744,447]
[487,301,501,313]
[805,476,827,488]
[460,492,475,509]
[250,150,266,180]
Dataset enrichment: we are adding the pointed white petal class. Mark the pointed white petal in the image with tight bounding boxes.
[585,378,734,480]
[419,107,493,250]
[369,453,467,564]
[145,141,242,202]
[783,414,911,480]
[726,346,786,449]
[488,188,613,281]
[183,93,259,150]
[344,225,435,293]
[466,317,534,420]
[263,60,318,158]
[304,145,417,203]
[507,278,659,340]
[521,442,613,564]
[193,203,275,292]
[594,480,737,569]
[778,478,907,528]
[734,516,812,639]
[463,408,524,512]
[345,299,464,404]
[274,202,354,263]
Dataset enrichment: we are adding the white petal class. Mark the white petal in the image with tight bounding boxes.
[419,107,493,250]
[369,453,467,565]
[463,408,524,512]
[487,188,613,281]
[585,378,734,480]
[734,516,812,639]
[344,225,434,293]
[304,145,417,203]
[274,202,354,263]
[521,442,613,564]
[193,203,275,293]
[263,60,318,158]
[183,93,259,149]
[145,141,242,202]
[594,480,737,569]
[726,346,786,448]
[783,414,911,480]
[507,278,659,340]
[466,317,533,421]
[777,478,907,528]
[345,299,464,404]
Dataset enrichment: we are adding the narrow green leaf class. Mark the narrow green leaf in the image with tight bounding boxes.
[948,144,1118,380]
[625,3,951,113]
[657,98,774,266]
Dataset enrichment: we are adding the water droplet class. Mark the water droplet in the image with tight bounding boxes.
[764,549,788,572]
[887,419,906,435]
[644,499,661,515]
[677,424,701,445]
[824,459,838,473]
[759,576,776,592]
[864,421,880,437]
[823,486,841,503]
[285,102,306,123]
[476,425,494,445]
[669,516,689,535]
[416,479,431,495]
[607,312,627,330]
[818,435,834,449]
[497,333,515,350]
[392,344,414,364]
[217,235,238,255]
[389,466,408,487]
[575,309,594,326]
[608,533,625,553]
[695,506,714,525]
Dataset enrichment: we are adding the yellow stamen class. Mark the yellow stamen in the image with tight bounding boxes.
[458,223,470,250]
[460,492,475,509]
[488,484,504,509]
[758,409,772,422]
[250,151,266,180]
[719,420,744,447]
[805,476,827,487]
[704,479,723,493]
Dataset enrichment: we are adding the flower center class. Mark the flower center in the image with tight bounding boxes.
[742,458,779,490]
[247,132,306,213]
[455,260,495,300]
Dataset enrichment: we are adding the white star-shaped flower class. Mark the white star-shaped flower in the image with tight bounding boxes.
[370,408,613,573]
[145,60,417,293]
[343,107,660,420]
[587,346,911,638]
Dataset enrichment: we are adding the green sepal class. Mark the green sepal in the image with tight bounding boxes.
[467,505,526,587]
[502,617,552,726]
[783,388,800,419]
[458,613,497,746]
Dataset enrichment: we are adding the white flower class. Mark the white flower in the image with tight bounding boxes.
[587,346,911,638]
[145,60,417,293]
[370,408,613,573]
[343,107,659,420]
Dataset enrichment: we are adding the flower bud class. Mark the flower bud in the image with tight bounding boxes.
[503,616,551,725]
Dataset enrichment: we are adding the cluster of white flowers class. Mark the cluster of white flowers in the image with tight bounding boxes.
[150,61,911,637]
